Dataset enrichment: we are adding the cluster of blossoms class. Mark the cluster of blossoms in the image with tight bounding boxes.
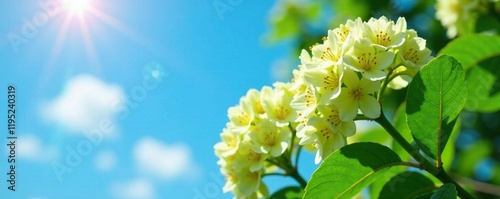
[291,16,432,163]
[215,16,433,198]
[214,83,297,198]
[435,0,489,38]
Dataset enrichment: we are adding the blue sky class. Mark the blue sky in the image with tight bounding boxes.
[0,0,320,198]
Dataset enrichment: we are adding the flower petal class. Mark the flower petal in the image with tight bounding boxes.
[359,95,381,118]
[304,69,328,87]
[342,68,359,88]
[340,120,356,137]
[360,78,381,94]
[374,51,395,70]
[343,55,362,72]
[337,94,358,121]
[363,70,387,81]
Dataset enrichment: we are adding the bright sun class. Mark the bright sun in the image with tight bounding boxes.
[64,0,91,13]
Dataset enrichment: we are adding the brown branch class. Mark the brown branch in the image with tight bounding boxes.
[450,172,500,196]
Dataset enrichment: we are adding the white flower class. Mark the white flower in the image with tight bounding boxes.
[221,166,239,194]
[398,30,433,69]
[331,18,363,43]
[307,116,346,164]
[334,69,381,121]
[435,0,479,38]
[303,63,344,103]
[291,85,319,118]
[363,16,406,50]
[343,39,395,80]
[244,89,266,119]
[387,31,433,90]
[227,98,254,133]
[387,75,412,90]
[261,86,297,126]
[317,104,356,138]
[249,120,290,157]
[214,128,242,158]
[233,140,267,172]
[295,112,318,146]
[221,164,262,198]
[235,169,261,197]
[310,31,344,66]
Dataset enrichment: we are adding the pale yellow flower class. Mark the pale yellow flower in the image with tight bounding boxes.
[249,120,290,157]
[398,30,433,69]
[261,86,297,126]
[214,128,242,158]
[331,17,363,43]
[389,30,433,90]
[343,39,395,80]
[310,31,344,67]
[436,0,479,38]
[363,16,406,50]
[303,64,344,103]
[227,98,254,133]
[245,89,266,116]
[291,85,319,118]
[317,104,356,138]
[232,141,267,172]
[307,116,346,164]
[334,69,381,121]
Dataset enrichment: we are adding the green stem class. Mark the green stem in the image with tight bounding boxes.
[398,161,424,169]
[288,167,308,189]
[262,172,286,177]
[294,145,303,167]
[377,68,393,102]
[375,113,475,199]
[265,131,308,189]
[288,124,297,164]
[266,159,286,170]
[354,114,372,121]
[266,154,308,189]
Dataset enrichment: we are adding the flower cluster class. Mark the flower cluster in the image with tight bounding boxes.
[435,0,484,38]
[214,84,297,198]
[291,16,432,163]
[215,16,433,198]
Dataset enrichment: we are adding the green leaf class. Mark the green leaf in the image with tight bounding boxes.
[464,56,500,112]
[475,15,500,35]
[406,55,467,160]
[440,118,460,171]
[413,191,435,199]
[379,171,436,199]
[430,183,457,199]
[438,34,500,70]
[368,167,405,199]
[303,142,402,199]
[270,186,303,199]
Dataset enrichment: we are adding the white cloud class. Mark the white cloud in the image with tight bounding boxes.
[111,178,155,199]
[94,150,117,171]
[17,134,58,162]
[133,137,194,180]
[42,74,124,136]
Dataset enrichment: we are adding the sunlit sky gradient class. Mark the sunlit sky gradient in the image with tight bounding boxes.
[0,0,323,198]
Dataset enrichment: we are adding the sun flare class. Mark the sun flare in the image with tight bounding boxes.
[64,0,91,13]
